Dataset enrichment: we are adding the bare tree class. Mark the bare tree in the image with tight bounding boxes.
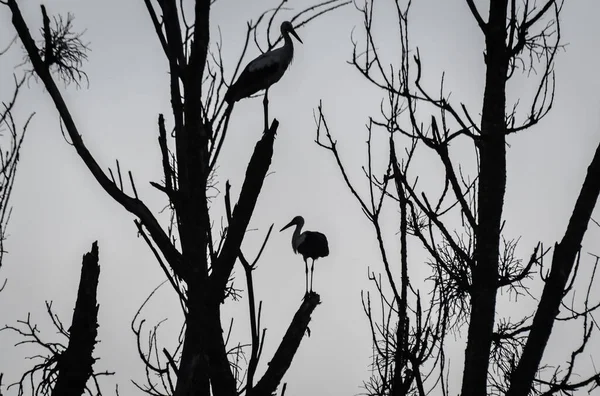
[316,0,600,395]
[1,0,348,395]
[1,242,112,396]
[0,35,31,288]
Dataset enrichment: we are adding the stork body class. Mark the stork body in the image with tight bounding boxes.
[225,21,303,105]
[280,216,329,295]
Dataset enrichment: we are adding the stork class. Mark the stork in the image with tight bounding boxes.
[225,21,303,129]
[280,216,329,295]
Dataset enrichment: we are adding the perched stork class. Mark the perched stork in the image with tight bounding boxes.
[280,216,329,295]
[225,21,302,128]
[225,21,302,104]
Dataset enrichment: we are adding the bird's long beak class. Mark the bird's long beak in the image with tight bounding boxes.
[290,27,303,44]
[280,220,295,232]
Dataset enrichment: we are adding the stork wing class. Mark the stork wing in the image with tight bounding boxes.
[298,231,329,258]
[247,48,284,73]
[226,47,289,103]
[315,233,329,257]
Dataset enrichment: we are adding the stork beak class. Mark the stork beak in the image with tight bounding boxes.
[290,27,303,44]
[280,220,295,232]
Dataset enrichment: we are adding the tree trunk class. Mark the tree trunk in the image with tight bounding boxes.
[52,242,100,396]
[461,1,509,395]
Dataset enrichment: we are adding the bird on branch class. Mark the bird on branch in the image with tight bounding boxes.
[225,21,303,129]
[280,216,329,296]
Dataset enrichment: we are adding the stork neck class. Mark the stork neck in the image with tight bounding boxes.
[283,31,294,50]
[292,221,303,252]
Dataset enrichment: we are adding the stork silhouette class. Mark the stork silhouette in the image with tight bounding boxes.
[280,216,329,295]
[225,21,303,129]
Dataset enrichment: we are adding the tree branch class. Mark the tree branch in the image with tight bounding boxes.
[52,241,101,396]
[142,0,169,59]
[507,141,600,396]
[210,120,279,300]
[465,0,487,33]
[6,0,185,279]
[248,293,321,396]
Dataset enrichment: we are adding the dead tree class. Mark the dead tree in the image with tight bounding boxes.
[316,0,600,395]
[1,242,111,396]
[0,35,31,287]
[2,0,347,395]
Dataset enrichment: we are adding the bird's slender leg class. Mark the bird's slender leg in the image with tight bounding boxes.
[310,259,315,293]
[263,88,269,131]
[304,258,309,296]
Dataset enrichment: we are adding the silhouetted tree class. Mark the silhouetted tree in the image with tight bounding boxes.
[0,36,30,288]
[316,0,600,395]
[1,0,347,395]
[1,242,112,396]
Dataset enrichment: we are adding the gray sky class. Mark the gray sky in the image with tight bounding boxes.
[1,0,600,395]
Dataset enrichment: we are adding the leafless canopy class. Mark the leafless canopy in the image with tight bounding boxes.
[316,0,600,395]
[0,35,31,289]
[2,0,348,395]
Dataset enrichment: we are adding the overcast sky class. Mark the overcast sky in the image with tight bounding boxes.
[1,0,600,395]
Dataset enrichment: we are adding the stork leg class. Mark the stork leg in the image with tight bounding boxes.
[263,88,270,131]
[304,258,309,296]
[310,259,315,293]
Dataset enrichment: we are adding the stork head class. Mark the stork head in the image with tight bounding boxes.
[281,21,303,44]
[280,215,305,232]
